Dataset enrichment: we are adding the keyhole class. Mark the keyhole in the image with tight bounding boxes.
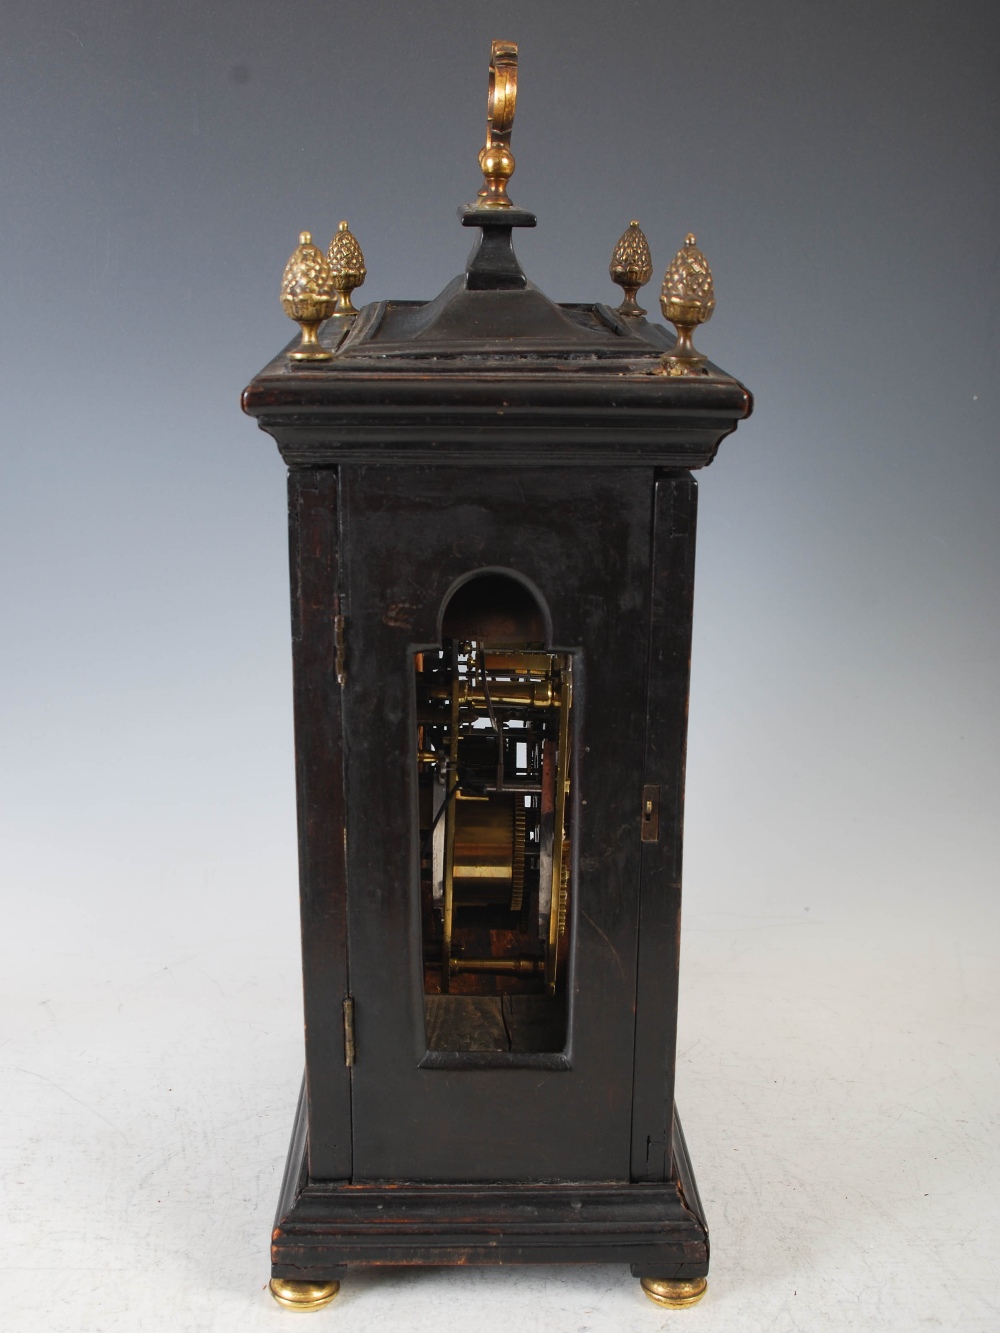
[640,784,659,842]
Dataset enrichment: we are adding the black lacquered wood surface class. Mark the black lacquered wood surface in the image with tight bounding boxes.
[245,217,751,1276]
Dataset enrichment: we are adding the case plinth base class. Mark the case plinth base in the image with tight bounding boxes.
[271,1087,709,1286]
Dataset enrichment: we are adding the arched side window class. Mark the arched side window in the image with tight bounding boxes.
[414,571,573,1055]
[440,570,549,646]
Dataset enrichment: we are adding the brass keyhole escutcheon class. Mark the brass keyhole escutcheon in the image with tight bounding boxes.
[641,784,660,842]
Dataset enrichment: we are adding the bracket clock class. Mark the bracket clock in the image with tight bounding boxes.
[242,41,752,1313]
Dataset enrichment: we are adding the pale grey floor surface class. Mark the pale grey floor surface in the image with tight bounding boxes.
[3,908,997,1333]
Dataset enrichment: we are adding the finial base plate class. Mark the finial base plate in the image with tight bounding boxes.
[289,348,333,362]
[614,295,647,318]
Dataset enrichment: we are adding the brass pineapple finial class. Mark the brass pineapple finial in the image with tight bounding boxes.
[610,220,653,317]
[327,220,366,315]
[477,40,518,207]
[280,231,336,361]
[659,233,716,375]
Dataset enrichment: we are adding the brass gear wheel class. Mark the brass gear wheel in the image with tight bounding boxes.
[557,838,570,936]
[509,800,527,911]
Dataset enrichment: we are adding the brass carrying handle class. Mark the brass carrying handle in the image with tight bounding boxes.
[486,40,517,147]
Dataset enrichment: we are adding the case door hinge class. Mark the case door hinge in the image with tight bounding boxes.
[334,614,347,687]
[640,784,660,842]
[343,996,355,1067]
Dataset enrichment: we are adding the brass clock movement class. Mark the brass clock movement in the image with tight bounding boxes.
[243,41,751,1313]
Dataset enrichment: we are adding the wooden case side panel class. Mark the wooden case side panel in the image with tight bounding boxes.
[339,465,651,1183]
[629,474,698,1182]
[289,468,352,1180]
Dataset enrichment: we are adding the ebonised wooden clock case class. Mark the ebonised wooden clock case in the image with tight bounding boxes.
[243,138,751,1310]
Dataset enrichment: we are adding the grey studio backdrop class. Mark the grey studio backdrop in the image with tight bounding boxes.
[2,3,997,1332]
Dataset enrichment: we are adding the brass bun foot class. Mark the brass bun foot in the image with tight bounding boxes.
[640,1276,708,1308]
[269,1277,340,1311]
